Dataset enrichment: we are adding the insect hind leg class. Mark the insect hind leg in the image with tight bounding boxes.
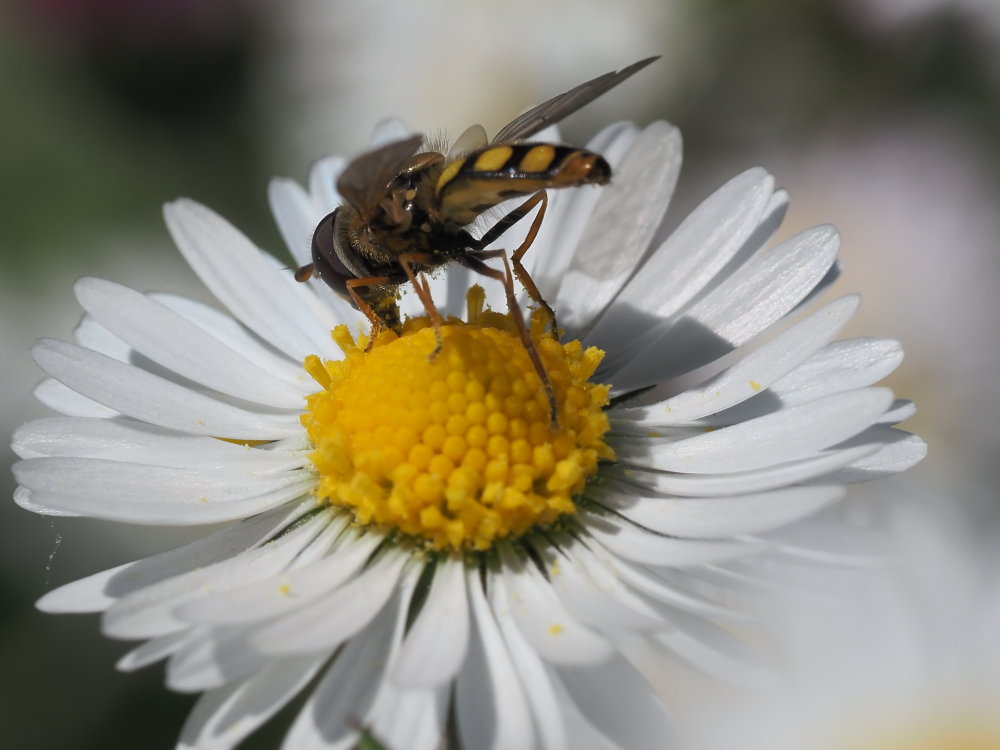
[472,190,558,333]
[457,249,559,427]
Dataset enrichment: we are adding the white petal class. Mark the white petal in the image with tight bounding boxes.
[530,536,665,633]
[74,278,308,408]
[585,119,641,159]
[266,179,366,326]
[754,517,893,566]
[686,338,906,429]
[609,557,751,623]
[73,314,132,363]
[488,574,569,750]
[682,223,839,344]
[13,486,80,516]
[598,184,787,378]
[593,482,846,538]
[152,293,309,385]
[589,166,775,358]
[368,117,413,148]
[251,550,408,656]
[268,176,324,267]
[308,154,348,210]
[456,567,535,750]
[164,199,340,362]
[391,557,470,688]
[498,544,614,666]
[626,387,895,474]
[610,223,840,391]
[281,581,403,750]
[879,399,916,425]
[646,611,768,687]
[365,683,447,750]
[819,428,926,483]
[34,377,118,418]
[37,503,310,615]
[178,525,381,626]
[607,440,880,497]
[167,626,266,692]
[102,511,329,639]
[352,569,447,750]
[116,630,189,671]
[583,512,767,567]
[14,456,313,524]
[13,417,305,472]
[553,679,620,750]
[32,339,301,440]
[612,295,859,427]
[763,337,905,407]
[534,122,641,303]
[282,513,350,569]
[554,122,682,331]
[553,649,677,750]
[179,655,325,750]
[693,562,794,594]
[37,563,127,613]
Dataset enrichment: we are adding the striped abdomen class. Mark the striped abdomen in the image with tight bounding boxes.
[433,143,611,227]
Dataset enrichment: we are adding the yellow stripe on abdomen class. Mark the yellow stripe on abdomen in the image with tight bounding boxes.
[518,144,556,173]
[435,157,467,196]
[473,146,513,172]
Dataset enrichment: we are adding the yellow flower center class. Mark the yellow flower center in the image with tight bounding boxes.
[300,289,614,551]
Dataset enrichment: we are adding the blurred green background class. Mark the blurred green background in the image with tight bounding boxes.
[2,0,998,747]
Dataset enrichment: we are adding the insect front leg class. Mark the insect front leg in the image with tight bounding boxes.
[472,190,558,333]
[345,276,400,351]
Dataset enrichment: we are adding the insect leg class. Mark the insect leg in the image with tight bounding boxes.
[398,252,445,357]
[457,250,558,426]
[346,276,396,351]
[509,192,559,333]
[472,191,558,331]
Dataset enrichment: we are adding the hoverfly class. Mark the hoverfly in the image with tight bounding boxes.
[296,57,658,422]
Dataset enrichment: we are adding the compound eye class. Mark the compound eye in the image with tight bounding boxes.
[308,208,354,302]
[310,209,338,268]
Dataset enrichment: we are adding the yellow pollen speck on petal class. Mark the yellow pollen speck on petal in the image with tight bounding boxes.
[278,584,291,596]
[548,624,565,636]
[749,380,763,391]
[300,287,614,551]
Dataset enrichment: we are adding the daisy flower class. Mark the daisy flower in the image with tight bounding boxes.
[12,116,925,749]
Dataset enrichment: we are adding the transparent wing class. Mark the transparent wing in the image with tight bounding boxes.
[491,57,659,144]
[448,124,489,158]
[335,134,425,219]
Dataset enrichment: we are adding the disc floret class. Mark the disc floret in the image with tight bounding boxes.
[301,291,614,551]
